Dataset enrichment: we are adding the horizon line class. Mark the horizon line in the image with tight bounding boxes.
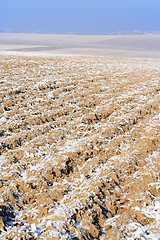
[1,30,160,36]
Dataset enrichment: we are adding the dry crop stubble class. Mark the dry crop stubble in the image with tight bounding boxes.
[0,54,160,239]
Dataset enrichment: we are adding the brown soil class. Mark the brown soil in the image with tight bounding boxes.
[0,55,160,239]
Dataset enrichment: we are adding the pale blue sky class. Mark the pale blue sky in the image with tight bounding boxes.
[1,0,160,34]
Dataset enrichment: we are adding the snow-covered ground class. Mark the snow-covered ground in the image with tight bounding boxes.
[1,33,160,58]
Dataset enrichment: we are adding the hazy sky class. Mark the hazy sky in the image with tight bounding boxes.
[1,0,160,34]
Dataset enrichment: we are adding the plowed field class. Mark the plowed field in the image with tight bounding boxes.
[0,55,160,239]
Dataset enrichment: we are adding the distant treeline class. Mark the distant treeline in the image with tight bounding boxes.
[1,29,160,35]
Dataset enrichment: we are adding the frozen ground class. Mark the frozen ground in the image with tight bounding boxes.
[0,53,160,239]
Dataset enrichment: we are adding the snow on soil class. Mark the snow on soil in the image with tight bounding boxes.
[0,54,160,239]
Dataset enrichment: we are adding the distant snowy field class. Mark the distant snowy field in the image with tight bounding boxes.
[1,33,160,58]
[0,53,160,239]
